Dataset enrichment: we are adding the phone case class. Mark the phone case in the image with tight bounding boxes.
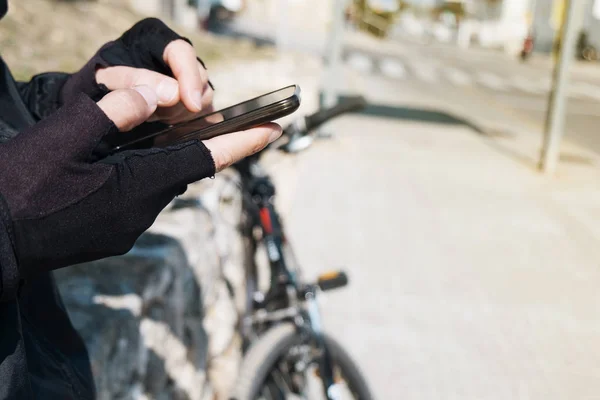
[111,85,301,152]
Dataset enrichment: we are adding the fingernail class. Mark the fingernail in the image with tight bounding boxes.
[133,85,158,109]
[268,128,282,143]
[156,79,178,103]
[191,89,203,111]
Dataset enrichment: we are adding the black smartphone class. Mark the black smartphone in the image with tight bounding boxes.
[108,84,301,152]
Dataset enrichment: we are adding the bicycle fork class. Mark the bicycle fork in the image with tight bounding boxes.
[250,168,344,400]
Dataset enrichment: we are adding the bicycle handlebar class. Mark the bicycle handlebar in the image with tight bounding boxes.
[302,96,367,132]
[275,95,367,154]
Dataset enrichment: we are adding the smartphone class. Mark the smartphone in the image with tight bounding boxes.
[108,84,301,152]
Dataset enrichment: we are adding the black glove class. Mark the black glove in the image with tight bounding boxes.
[61,18,212,104]
[0,93,215,302]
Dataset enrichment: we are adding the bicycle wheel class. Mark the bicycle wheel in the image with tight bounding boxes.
[233,323,373,400]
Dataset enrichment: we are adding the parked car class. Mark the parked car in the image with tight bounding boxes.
[349,0,403,38]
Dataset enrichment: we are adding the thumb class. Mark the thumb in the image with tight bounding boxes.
[97,86,158,132]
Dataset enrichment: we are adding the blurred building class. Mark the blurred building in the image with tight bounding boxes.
[531,0,600,54]
[456,0,532,54]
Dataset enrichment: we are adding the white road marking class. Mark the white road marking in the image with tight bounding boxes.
[509,75,548,95]
[346,52,373,73]
[410,62,438,83]
[444,67,472,86]
[476,72,508,91]
[569,82,600,101]
[379,58,406,79]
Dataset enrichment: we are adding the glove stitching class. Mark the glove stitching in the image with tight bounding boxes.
[110,140,201,161]
[132,140,215,173]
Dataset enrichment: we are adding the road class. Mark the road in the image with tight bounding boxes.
[210,19,600,398]
[340,36,600,157]
[273,36,600,399]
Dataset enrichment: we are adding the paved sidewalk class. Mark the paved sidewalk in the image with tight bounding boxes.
[211,46,600,399]
[238,57,600,399]
[281,114,600,400]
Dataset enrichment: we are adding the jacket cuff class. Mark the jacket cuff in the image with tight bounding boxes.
[17,72,71,121]
[0,193,20,303]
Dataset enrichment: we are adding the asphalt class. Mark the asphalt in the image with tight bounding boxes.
[208,19,600,398]
[281,98,600,400]
[268,36,600,400]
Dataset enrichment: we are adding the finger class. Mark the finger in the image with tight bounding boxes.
[163,39,207,112]
[148,103,189,123]
[202,123,282,172]
[97,86,158,132]
[96,66,180,107]
[200,82,214,110]
[204,110,223,125]
[150,84,215,124]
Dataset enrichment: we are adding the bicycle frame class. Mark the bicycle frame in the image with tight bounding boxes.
[235,156,341,400]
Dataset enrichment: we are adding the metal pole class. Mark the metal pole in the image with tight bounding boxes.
[321,0,348,108]
[276,0,290,52]
[539,0,585,174]
[163,0,175,21]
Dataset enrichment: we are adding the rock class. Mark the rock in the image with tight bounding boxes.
[55,171,248,400]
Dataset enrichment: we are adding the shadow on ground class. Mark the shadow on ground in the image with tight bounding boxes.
[332,94,563,172]
[333,94,485,134]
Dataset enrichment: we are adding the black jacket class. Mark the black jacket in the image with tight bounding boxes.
[0,58,96,399]
[0,11,218,397]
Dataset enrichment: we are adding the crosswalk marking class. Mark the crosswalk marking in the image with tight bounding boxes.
[444,67,472,86]
[509,76,548,95]
[476,72,508,91]
[347,52,373,73]
[343,50,600,102]
[379,58,406,79]
[410,62,438,83]
[569,82,600,101]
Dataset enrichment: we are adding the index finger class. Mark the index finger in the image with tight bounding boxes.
[202,123,282,172]
[163,39,208,113]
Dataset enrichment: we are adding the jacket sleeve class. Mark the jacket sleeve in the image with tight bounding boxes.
[0,194,19,303]
[16,72,71,122]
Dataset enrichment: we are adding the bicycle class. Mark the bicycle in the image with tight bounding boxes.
[230,95,373,400]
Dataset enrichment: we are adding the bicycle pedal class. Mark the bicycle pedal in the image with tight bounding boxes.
[317,270,349,291]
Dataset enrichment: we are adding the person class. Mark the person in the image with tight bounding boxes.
[0,2,282,398]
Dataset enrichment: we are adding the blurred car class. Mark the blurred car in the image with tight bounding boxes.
[191,0,246,29]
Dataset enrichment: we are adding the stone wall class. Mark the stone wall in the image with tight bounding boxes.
[54,169,248,400]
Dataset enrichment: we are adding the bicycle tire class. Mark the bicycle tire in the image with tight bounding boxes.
[232,323,373,400]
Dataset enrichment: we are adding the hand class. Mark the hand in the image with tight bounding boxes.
[99,86,280,171]
[61,18,215,126]
[0,86,281,293]
[96,39,213,125]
